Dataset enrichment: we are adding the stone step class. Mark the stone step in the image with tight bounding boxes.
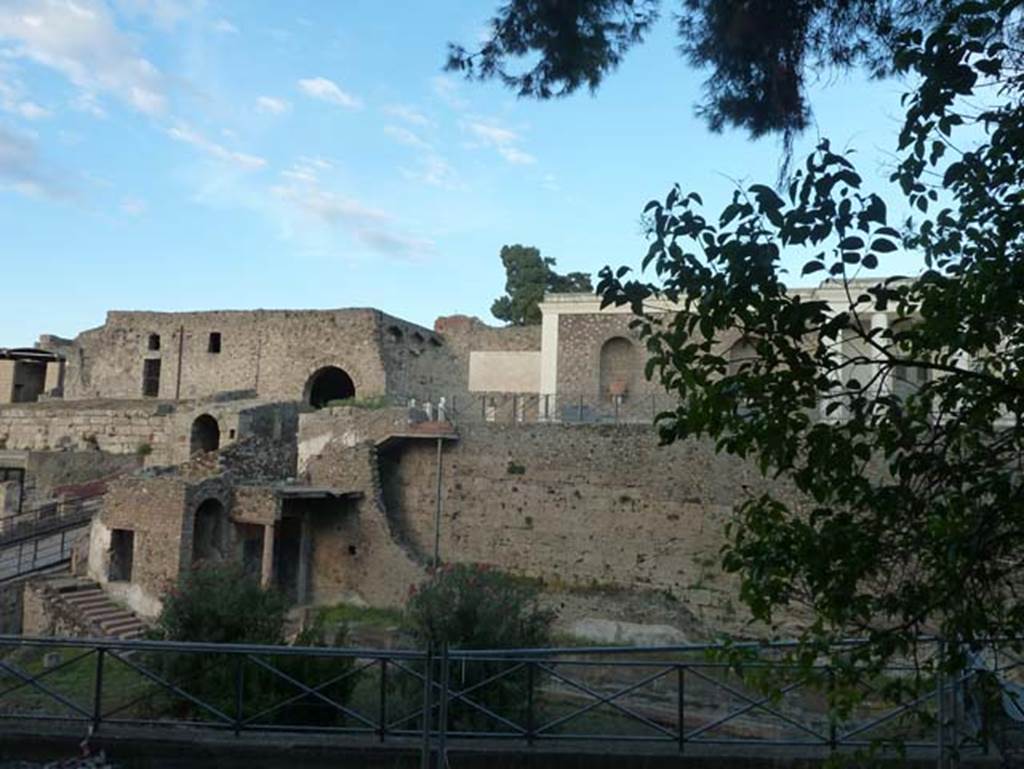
[63,594,109,608]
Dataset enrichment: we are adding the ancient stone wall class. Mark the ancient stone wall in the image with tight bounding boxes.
[60,309,409,404]
[311,418,802,631]
[305,441,423,607]
[0,401,175,457]
[90,476,192,618]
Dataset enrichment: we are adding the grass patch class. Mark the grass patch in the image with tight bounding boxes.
[316,603,405,629]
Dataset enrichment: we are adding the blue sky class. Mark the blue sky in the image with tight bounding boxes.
[0,1,920,346]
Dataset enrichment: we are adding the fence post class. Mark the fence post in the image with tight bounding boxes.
[677,665,685,752]
[420,647,433,769]
[578,395,583,423]
[437,645,449,769]
[234,655,245,735]
[379,657,388,742]
[614,396,620,424]
[828,667,837,752]
[527,661,536,745]
[92,647,105,732]
[937,639,946,769]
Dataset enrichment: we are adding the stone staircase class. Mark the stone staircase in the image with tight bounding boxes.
[43,577,147,639]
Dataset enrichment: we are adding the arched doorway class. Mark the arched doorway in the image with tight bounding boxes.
[192,498,226,565]
[599,337,637,401]
[306,366,356,409]
[189,414,220,455]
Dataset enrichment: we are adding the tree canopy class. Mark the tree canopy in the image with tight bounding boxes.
[491,244,593,325]
[448,1,942,140]
[593,0,1024,682]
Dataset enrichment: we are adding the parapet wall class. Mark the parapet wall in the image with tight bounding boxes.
[0,400,175,458]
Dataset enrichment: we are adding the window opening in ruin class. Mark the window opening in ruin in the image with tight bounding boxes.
[306,366,356,409]
[348,545,357,556]
[228,429,236,439]
[189,414,220,454]
[192,498,226,565]
[109,529,134,582]
[387,325,403,342]
[208,332,222,353]
[148,333,161,351]
[599,337,637,402]
[412,331,425,344]
[142,358,161,398]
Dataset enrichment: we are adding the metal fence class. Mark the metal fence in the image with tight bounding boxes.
[401,392,679,426]
[0,494,100,582]
[0,636,1000,763]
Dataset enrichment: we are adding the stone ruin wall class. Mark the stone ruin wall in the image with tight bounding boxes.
[0,401,176,459]
[304,411,807,634]
[59,309,400,403]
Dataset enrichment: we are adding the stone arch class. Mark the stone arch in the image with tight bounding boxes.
[305,366,356,409]
[727,337,758,376]
[189,414,220,455]
[192,497,227,565]
[599,337,637,401]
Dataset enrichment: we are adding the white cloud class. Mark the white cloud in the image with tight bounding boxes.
[297,77,361,109]
[384,125,431,152]
[384,103,431,127]
[114,0,199,28]
[272,161,434,260]
[0,125,72,199]
[0,0,167,116]
[120,195,146,215]
[400,154,460,190]
[465,119,536,165]
[213,18,238,34]
[256,95,289,115]
[432,75,467,110]
[167,123,266,170]
[0,75,50,119]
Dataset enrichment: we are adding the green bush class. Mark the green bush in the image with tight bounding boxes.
[147,564,359,726]
[153,563,287,644]
[404,563,555,730]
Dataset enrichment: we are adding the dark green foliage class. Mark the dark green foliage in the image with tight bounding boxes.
[491,244,592,325]
[148,564,358,726]
[152,563,286,644]
[406,563,554,650]
[405,563,555,729]
[450,1,942,140]
[594,0,1024,706]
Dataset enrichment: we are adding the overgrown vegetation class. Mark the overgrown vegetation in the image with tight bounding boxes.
[405,563,556,729]
[148,564,359,726]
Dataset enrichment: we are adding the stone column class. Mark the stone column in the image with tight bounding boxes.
[260,522,275,589]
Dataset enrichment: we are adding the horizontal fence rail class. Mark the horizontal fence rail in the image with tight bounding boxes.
[0,635,1004,760]
[386,392,680,427]
[0,494,101,582]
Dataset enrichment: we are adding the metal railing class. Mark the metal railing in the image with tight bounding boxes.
[399,392,679,427]
[0,636,998,762]
[0,493,102,544]
[0,494,100,582]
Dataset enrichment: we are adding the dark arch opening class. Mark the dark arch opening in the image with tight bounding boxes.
[192,498,226,565]
[307,366,356,409]
[190,414,220,455]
